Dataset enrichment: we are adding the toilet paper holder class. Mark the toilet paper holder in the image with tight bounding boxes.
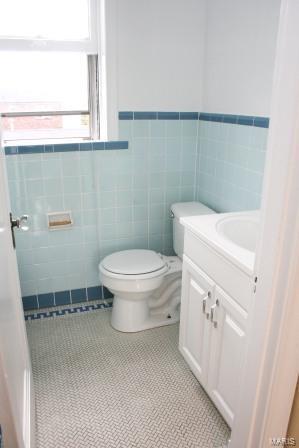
[47,211,73,230]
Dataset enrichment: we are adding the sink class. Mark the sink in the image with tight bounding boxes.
[216,213,259,252]
[180,210,259,274]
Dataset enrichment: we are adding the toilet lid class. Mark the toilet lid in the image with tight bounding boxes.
[102,250,166,275]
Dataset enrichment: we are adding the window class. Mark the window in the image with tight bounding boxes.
[0,52,99,142]
[0,0,91,41]
[0,0,97,52]
[0,0,100,143]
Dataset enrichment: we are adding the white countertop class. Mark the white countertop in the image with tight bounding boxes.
[180,211,258,276]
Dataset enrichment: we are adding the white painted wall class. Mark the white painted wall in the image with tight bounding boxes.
[117,0,206,111]
[114,0,280,115]
[202,0,281,116]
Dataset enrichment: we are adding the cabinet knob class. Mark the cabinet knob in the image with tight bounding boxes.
[208,291,212,298]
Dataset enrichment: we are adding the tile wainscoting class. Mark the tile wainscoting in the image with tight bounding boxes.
[5,112,268,311]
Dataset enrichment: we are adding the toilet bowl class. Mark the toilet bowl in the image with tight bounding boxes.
[99,201,216,332]
[99,250,182,332]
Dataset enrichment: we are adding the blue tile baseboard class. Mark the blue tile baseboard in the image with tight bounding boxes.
[22,285,113,311]
[24,300,113,321]
[5,140,129,155]
[118,111,269,128]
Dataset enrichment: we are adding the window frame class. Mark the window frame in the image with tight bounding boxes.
[0,0,100,143]
[0,0,118,143]
[0,0,98,54]
[0,54,99,142]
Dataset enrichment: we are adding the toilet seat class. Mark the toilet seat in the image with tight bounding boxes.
[101,249,167,276]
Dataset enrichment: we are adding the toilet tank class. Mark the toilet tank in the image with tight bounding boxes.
[171,202,216,259]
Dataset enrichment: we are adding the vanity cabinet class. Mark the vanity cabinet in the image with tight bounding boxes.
[179,255,248,428]
[179,258,215,386]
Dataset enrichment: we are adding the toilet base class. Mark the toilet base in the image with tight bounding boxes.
[111,303,180,333]
[108,263,182,333]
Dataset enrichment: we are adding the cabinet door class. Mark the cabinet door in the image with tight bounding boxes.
[207,286,248,427]
[179,256,215,385]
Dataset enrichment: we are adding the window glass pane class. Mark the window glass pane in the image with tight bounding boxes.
[0,0,90,41]
[0,52,89,113]
[2,114,90,141]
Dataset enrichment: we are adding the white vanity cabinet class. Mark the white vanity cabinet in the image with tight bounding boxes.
[179,241,250,428]
[207,285,247,426]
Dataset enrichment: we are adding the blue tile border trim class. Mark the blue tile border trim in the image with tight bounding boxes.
[118,111,269,128]
[24,300,113,321]
[5,140,129,155]
[119,111,134,120]
[134,111,157,120]
[180,112,199,120]
[158,112,180,120]
[22,285,113,311]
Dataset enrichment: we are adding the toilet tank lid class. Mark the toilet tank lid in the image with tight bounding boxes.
[171,201,215,218]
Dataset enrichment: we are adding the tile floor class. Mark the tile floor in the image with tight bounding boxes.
[27,308,230,447]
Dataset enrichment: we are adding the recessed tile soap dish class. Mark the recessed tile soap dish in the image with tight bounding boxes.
[47,211,73,230]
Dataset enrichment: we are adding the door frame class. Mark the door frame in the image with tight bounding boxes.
[230,0,299,446]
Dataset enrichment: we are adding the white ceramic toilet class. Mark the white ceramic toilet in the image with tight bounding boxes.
[99,202,215,332]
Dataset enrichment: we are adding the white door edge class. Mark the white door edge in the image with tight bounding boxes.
[23,368,34,448]
[229,0,299,446]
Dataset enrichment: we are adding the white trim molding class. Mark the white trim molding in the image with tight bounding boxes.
[97,0,119,141]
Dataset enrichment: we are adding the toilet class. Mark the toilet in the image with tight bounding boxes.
[99,202,215,332]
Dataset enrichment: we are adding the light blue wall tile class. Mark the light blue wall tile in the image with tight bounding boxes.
[63,177,81,195]
[6,115,266,307]
[21,280,37,296]
[48,230,69,246]
[133,120,150,138]
[119,120,133,140]
[26,179,44,197]
[6,158,20,180]
[150,121,166,138]
[133,206,148,221]
[37,278,54,295]
[42,158,61,178]
[83,225,98,243]
[23,160,43,179]
[116,207,133,223]
[83,209,98,226]
[62,157,80,178]
[150,172,165,188]
[81,175,94,193]
[44,178,63,196]
[196,121,268,212]
[166,120,181,138]
[45,195,64,212]
[64,194,82,211]
[182,120,198,138]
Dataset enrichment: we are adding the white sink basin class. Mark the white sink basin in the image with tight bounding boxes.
[180,210,260,274]
[216,214,259,252]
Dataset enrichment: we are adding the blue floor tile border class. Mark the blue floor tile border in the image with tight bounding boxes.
[5,140,129,155]
[119,111,269,128]
[22,285,113,311]
[24,300,113,321]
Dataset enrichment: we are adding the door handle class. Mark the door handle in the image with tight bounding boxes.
[10,213,29,248]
